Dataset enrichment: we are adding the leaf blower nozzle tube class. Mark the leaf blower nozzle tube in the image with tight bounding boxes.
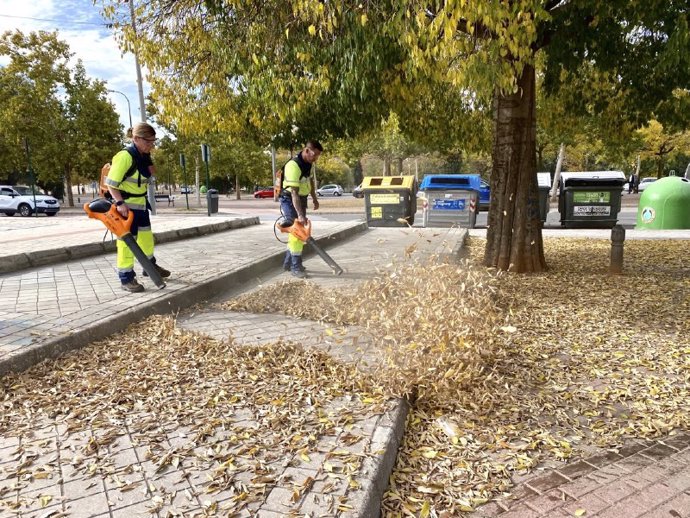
[276,219,343,276]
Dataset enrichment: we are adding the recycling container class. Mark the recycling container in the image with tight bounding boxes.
[537,172,551,223]
[419,174,480,228]
[558,171,626,228]
[362,176,417,227]
[636,177,690,229]
[206,188,219,214]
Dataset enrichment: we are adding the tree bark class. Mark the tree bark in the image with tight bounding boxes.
[483,64,546,273]
[353,159,363,185]
[65,164,74,207]
[550,143,565,201]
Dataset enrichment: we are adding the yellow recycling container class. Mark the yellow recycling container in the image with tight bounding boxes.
[362,176,417,227]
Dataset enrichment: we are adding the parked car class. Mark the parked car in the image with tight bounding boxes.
[0,185,60,217]
[180,185,194,194]
[637,177,656,192]
[316,184,343,196]
[353,183,364,198]
[254,187,275,198]
[479,179,491,211]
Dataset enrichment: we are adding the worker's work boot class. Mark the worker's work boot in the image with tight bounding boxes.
[291,255,307,278]
[121,278,145,293]
[143,263,171,278]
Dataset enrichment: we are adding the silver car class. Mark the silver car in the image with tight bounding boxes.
[316,184,344,196]
[637,178,656,192]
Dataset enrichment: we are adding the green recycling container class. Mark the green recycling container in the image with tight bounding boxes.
[636,177,690,229]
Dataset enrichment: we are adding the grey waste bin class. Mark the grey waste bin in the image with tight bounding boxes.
[537,172,551,223]
[558,171,626,228]
[419,174,480,228]
[207,189,219,214]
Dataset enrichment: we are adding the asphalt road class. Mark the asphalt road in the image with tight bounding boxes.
[14,191,643,229]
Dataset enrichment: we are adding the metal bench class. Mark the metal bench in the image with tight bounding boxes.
[153,193,175,206]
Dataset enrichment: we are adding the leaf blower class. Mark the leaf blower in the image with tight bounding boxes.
[275,218,344,276]
[84,198,166,288]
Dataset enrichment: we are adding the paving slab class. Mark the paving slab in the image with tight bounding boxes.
[0,215,465,517]
[3,209,690,518]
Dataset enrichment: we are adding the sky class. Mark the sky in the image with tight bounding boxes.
[0,0,150,131]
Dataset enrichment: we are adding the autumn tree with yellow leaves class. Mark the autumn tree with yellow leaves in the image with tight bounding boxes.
[103,0,690,272]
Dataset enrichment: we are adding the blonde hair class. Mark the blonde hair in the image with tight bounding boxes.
[126,122,156,140]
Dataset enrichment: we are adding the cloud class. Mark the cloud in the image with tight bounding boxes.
[0,0,151,129]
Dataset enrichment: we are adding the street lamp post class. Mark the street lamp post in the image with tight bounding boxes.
[128,0,147,122]
[126,0,156,214]
[107,89,133,130]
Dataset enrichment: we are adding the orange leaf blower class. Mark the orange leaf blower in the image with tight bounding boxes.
[84,198,166,288]
[275,219,343,276]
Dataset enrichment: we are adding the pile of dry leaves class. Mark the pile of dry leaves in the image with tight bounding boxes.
[223,258,504,405]
[1,236,688,517]
[0,320,384,515]
[380,237,690,516]
[225,237,690,516]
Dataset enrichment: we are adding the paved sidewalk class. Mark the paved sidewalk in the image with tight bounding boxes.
[477,434,690,518]
[0,213,260,274]
[0,213,464,517]
[0,215,364,376]
[2,212,690,518]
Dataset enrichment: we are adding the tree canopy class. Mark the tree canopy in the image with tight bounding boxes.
[103,0,690,271]
[0,30,122,201]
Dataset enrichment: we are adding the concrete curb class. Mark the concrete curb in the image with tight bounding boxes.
[351,399,410,518]
[349,227,468,518]
[0,216,260,275]
[0,221,368,378]
[450,228,470,260]
[0,222,465,518]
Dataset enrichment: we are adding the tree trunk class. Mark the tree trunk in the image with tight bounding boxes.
[354,160,363,185]
[395,157,403,175]
[65,165,74,207]
[536,144,545,172]
[483,64,546,273]
[550,143,565,201]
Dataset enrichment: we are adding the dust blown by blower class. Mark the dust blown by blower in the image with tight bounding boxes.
[84,198,166,288]
[275,218,344,276]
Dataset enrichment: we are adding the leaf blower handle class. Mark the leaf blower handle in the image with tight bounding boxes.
[83,199,134,238]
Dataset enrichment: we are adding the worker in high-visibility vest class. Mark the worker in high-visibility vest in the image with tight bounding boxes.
[105,122,170,292]
[278,140,322,278]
